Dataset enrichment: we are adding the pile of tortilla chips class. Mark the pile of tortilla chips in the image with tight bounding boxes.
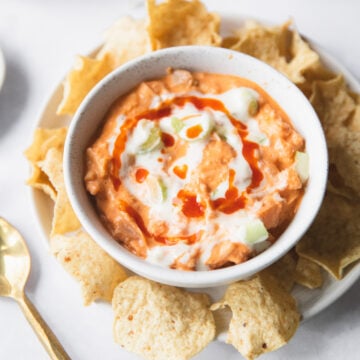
[25,0,360,359]
[24,128,128,305]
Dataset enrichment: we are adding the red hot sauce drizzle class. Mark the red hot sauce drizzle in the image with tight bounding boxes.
[161,132,175,147]
[173,164,188,179]
[135,168,149,183]
[177,189,205,218]
[212,169,246,214]
[186,124,203,139]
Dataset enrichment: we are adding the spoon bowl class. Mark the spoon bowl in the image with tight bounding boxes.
[0,217,70,360]
[0,218,30,297]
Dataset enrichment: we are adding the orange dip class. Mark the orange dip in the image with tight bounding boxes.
[85,69,306,270]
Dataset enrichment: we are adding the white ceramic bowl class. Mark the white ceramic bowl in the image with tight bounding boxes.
[64,46,328,288]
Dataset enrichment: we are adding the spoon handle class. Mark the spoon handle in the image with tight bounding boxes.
[17,292,71,360]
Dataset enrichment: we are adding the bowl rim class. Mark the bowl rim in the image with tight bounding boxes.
[64,45,328,288]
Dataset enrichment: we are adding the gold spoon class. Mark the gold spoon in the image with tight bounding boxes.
[0,217,70,360]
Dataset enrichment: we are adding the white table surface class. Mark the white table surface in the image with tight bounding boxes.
[0,0,359,359]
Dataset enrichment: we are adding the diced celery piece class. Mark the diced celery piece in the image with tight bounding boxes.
[244,219,268,244]
[295,151,309,183]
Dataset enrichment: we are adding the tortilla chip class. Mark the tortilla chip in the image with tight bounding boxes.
[221,36,239,49]
[284,28,320,84]
[347,105,360,132]
[310,74,356,131]
[147,0,221,50]
[96,17,150,68]
[310,75,360,195]
[327,126,360,195]
[51,230,127,305]
[211,273,299,360]
[327,164,358,201]
[39,148,81,235]
[212,305,232,337]
[24,127,67,196]
[57,54,113,115]
[302,61,335,83]
[112,276,215,360]
[298,61,336,98]
[294,256,323,289]
[230,21,319,84]
[296,192,360,279]
[260,251,297,292]
[29,171,57,201]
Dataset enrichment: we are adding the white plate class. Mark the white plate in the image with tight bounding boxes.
[0,47,5,92]
[29,18,360,343]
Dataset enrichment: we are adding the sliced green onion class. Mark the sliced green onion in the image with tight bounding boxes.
[137,126,162,154]
[147,176,167,203]
[158,178,167,202]
[214,124,227,141]
[248,98,259,116]
[210,178,229,200]
[178,112,214,142]
[229,88,259,120]
[171,116,184,133]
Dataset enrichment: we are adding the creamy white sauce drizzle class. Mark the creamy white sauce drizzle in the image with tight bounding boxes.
[216,87,259,121]
[150,93,175,109]
[146,243,193,268]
